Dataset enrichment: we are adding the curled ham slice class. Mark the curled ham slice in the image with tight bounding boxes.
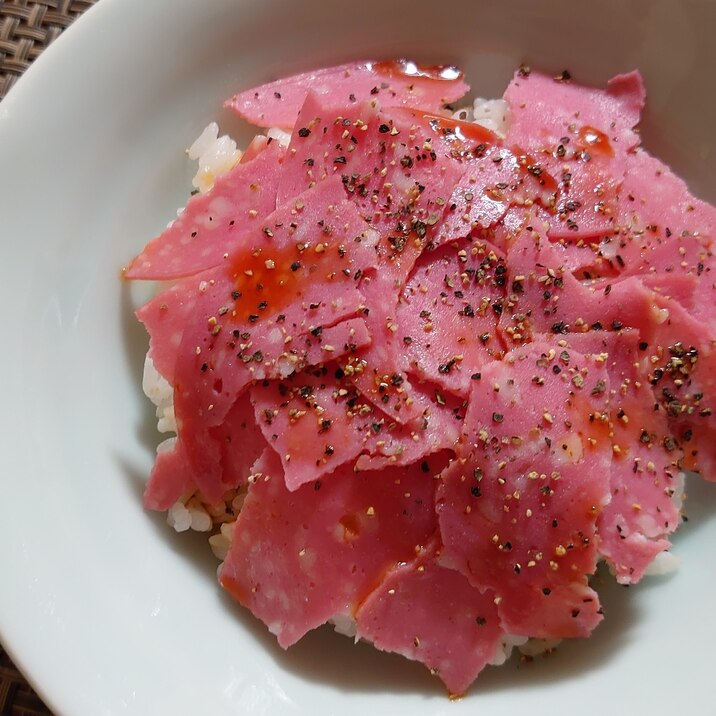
[504,69,645,155]
[225,59,469,129]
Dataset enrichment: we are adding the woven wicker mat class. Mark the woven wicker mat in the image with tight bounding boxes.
[0,0,98,707]
[0,646,51,716]
[0,0,97,99]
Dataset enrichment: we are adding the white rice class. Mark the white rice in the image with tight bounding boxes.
[330,614,359,639]
[488,633,529,666]
[142,355,176,434]
[187,122,243,194]
[453,98,510,137]
[266,126,292,147]
[643,550,682,576]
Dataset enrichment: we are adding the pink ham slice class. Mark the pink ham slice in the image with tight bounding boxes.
[546,158,622,241]
[499,222,716,481]
[355,540,504,696]
[504,69,644,156]
[163,180,379,504]
[125,141,284,280]
[635,293,716,480]
[557,150,716,286]
[135,273,209,384]
[566,331,683,583]
[490,204,615,281]
[175,314,371,505]
[169,176,377,424]
[437,342,612,638]
[347,273,424,426]
[219,447,450,648]
[435,146,540,244]
[602,150,716,321]
[249,367,370,490]
[397,237,507,397]
[353,379,463,471]
[144,437,194,511]
[278,95,468,422]
[507,218,716,482]
[276,95,465,286]
[144,387,271,511]
[557,277,716,480]
[240,134,270,163]
[250,366,461,490]
[502,69,645,245]
[225,59,469,129]
[522,272,716,483]
[497,216,665,345]
[210,390,270,494]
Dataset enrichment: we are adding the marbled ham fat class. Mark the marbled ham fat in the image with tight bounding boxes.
[126,60,716,695]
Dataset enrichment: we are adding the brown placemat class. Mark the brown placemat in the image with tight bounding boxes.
[0,0,97,99]
[0,646,51,716]
[1,0,98,709]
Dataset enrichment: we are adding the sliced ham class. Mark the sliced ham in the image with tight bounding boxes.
[497,216,668,345]
[504,69,644,155]
[353,379,463,471]
[346,272,425,426]
[135,273,208,384]
[125,141,284,280]
[274,92,467,423]
[250,366,461,491]
[249,367,370,490]
[225,59,469,129]
[276,94,465,285]
[502,69,645,245]
[144,437,194,511]
[566,331,683,583]
[150,180,379,504]
[613,149,715,275]
[144,388,271,511]
[219,448,450,647]
[169,177,377,421]
[210,390,271,494]
[635,293,716,479]
[397,237,507,397]
[437,342,612,638]
[355,540,504,696]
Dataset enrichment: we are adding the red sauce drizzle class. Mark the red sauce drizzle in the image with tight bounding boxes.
[370,59,463,82]
[425,114,498,146]
[577,126,614,157]
[227,242,329,323]
[512,146,559,195]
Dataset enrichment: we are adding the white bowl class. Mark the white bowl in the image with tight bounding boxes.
[0,0,714,714]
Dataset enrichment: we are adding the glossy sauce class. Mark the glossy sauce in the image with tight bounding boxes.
[227,242,329,323]
[370,59,463,82]
[425,114,498,146]
[577,125,614,157]
[513,148,559,195]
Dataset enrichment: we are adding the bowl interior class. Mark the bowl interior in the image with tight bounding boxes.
[0,0,715,714]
